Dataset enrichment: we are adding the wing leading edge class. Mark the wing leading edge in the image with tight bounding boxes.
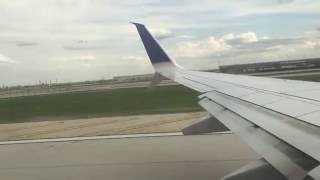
[132,23,320,180]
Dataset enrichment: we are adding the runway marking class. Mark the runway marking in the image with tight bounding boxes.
[0,132,184,145]
[0,131,232,145]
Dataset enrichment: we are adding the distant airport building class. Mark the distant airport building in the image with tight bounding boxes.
[219,58,320,74]
[113,74,158,83]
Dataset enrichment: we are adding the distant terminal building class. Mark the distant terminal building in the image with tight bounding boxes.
[219,58,320,74]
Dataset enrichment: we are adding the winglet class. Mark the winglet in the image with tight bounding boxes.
[131,22,176,67]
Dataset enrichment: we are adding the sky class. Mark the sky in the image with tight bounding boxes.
[0,0,320,86]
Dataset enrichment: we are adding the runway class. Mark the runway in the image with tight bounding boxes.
[0,133,258,180]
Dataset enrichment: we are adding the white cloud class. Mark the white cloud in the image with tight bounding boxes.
[52,55,96,62]
[222,32,258,42]
[177,37,231,58]
[150,28,175,40]
[266,44,285,50]
[216,0,320,17]
[0,54,18,64]
[136,0,320,20]
[177,32,259,58]
[222,32,258,44]
[236,32,258,43]
[122,56,145,61]
[303,40,320,49]
[174,30,320,69]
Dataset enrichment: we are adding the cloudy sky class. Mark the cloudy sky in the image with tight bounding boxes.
[0,0,320,86]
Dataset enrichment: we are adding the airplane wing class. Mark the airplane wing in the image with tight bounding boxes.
[132,23,320,180]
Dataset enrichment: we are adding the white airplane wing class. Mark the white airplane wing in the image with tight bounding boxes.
[132,23,320,180]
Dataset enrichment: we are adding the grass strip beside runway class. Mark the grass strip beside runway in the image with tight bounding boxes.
[280,74,320,82]
[0,85,202,123]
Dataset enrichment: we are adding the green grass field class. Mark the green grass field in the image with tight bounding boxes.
[0,85,202,124]
[280,74,320,82]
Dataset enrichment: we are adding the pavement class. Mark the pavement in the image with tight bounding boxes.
[0,112,207,141]
[0,111,257,180]
[0,133,258,180]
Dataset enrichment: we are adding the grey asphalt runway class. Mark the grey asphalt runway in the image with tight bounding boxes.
[0,133,258,180]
